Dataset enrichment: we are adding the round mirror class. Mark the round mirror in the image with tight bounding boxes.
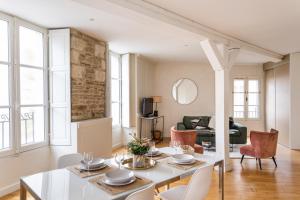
[172,78,198,105]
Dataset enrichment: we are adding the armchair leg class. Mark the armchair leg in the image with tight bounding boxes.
[272,157,278,167]
[240,155,245,164]
[258,159,262,170]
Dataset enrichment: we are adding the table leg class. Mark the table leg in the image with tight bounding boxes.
[20,181,27,200]
[218,160,224,200]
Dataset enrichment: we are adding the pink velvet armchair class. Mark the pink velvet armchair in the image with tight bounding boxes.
[170,126,204,154]
[240,129,279,170]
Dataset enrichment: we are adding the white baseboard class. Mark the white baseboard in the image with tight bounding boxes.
[0,182,19,198]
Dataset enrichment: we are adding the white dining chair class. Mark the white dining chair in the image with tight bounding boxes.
[159,164,214,200]
[57,153,82,169]
[125,183,155,200]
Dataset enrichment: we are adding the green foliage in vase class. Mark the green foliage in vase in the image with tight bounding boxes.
[127,134,150,155]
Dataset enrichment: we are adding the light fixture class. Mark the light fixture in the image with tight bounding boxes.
[152,96,161,117]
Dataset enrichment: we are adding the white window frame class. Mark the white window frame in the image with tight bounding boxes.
[0,12,14,157]
[109,51,122,127]
[0,12,48,157]
[233,77,261,121]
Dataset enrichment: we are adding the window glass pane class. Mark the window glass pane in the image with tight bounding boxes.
[110,54,120,79]
[234,79,244,92]
[19,26,43,67]
[248,80,259,92]
[20,67,44,105]
[248,93,259,106]
[0,108,10,150]
[248,105,259,119]
[234,105,244,118]
[0,64,9,106]
[112,102,120,125]
[21,106,44,145]
[234,93,244,106]
[111,79,120,102]
[0,20,8,62]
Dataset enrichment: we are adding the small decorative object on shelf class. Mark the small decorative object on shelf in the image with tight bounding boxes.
[127,135,150,168]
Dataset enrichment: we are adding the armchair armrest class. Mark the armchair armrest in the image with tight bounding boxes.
[177,122,186,130]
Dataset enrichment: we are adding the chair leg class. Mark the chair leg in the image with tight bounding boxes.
[240,155,245,164]
[258,159,262,170]
[272,157,278,167]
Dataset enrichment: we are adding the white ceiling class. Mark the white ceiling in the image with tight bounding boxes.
[0,0,297,64]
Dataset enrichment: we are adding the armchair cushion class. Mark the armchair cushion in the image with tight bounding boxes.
[240,145,255,157]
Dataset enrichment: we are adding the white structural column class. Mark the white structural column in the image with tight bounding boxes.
[200,39,239,172]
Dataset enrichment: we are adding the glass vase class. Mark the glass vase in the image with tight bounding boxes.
[132,154,146,168]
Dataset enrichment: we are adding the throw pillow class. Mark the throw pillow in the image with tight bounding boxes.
[229,117,234,129]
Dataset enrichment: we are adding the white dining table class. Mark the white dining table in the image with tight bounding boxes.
[20,147,224,200]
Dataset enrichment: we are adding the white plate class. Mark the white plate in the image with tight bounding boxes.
[172,154,194,163]
[173,159,196,165]
[81,158,105,168]
[101,176,136,186]
[105,169,135,183]
[79,163,107,171]
[145,150,161,157]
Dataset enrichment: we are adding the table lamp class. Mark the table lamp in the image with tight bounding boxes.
[152,96,161,117]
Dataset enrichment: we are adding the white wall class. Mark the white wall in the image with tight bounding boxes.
[153,62,215,137]
[289,53,300,149]
[151,62,265,137]
[230,64,265,134]
[135,55,156,138]
[0,147,51,196]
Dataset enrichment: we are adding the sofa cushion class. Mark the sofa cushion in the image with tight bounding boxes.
[229,129,240,136]
[183,116,211,129]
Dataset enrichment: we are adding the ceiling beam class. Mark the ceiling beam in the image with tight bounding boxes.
[106,0,283,62]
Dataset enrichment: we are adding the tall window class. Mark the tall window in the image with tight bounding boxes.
[110,52,121,126]
[233,78,260,119]
[0,18,10,151]
[0,13,47,155]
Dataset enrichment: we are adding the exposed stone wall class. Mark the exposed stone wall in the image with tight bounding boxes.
[70,29,107,121]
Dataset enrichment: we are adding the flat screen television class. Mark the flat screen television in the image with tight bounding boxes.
[141,98,153,117]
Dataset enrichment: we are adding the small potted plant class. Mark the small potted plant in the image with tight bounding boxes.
[127,135,150,168]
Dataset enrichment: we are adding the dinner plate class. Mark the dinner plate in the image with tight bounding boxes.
[101,176,136,186]
[173,159,196,165]
[79,163,107,171]
[105,169,135,183]
[145,150,162,157]
[81,158,105,168]
[172,154,194,163]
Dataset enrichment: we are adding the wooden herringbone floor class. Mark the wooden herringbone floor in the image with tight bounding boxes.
[1,141,300,200]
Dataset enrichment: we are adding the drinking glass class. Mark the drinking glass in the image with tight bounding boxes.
[83,152,93,171]
[114,153,125,169]
[170,141,181,154]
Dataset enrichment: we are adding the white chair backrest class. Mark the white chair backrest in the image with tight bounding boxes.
[125,183,155,200]
[183,164,214,200]
[57,153,82,169]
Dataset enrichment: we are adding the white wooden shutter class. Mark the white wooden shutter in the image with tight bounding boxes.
[49,29,71,145]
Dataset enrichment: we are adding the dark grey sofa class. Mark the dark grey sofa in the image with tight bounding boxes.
[177,116,247,146]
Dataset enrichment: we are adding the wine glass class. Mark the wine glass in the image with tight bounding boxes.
[114,153,124,169]
[170,141,180,154]
[83,152,93,171]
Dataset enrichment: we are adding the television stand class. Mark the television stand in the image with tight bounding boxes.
[138,115,165,143]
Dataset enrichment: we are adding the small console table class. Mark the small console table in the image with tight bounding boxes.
[138,115,164,143]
